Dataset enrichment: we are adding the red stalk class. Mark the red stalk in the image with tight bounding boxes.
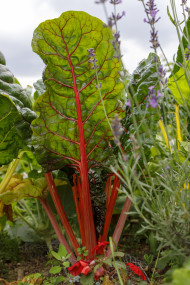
[72,175,86,246]
[44,172,79,255]
[101,175,120,242]
[105,197,131,257]
[38,197,76,264]
[105,176,112,208]
[64,41,97,255]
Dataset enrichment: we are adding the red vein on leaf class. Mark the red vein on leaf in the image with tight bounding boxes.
[48,93,77,122]
[87,130,110,158]
[83,87,116,124]
[42,144,80,165]
[85,109,117,145]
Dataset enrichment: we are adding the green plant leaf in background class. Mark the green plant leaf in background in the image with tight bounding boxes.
[31,11,124,172]
[0,51,37,166]
[0,174,66,204]
[172,17,190,75]
[168,59,190,106]
[120,53,161,155]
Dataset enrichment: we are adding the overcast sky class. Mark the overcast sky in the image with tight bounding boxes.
[0,0,183,88]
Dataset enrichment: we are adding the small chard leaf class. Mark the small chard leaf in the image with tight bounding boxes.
[58,243,67,257]
[62,261,69,268]
[49,266,62,274]
[80,273,94,285]
[114,261,126,270]
[0,52,37,166]
[55,276,65,283]
[51,250,62,261]
[31,11,124,172]
[103,258,112,267]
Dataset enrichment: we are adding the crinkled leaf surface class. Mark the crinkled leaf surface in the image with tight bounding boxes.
[33,79,46,101]
[0,174,66,204]
[31,11,124,171]
[0,53,37,166]
[121,53,161,153]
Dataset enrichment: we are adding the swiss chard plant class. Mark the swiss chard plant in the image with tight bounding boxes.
[31,10,127,258]
[0,10,163,265]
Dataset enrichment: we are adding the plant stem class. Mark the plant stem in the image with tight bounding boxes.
[105,197,131,257]
[101,175,120,242]
[64,40,97,255]
[72,174,86,246]
[38,197,76,264]
[44,172,79,255]
[105,176,112,208]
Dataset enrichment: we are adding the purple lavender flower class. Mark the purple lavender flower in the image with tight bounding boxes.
[149,96,158,108]
[158,65,168,85]
[110,11,125,22]
[87,48,99,70]
[87,48,95,57]
[181,0,187,5]
[150,29,160,49]
[95,82,102,89]
[185,46,190,61]
[142,0,161,52]
[146,86,162,108]
[112,114,123,146]
[125,99,131,108]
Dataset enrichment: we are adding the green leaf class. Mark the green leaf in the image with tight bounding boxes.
[31,11,124,172]
[103,258,112,267]
[80,273,94,285]
[172,17,190,75]
[0,175,49,204]
[62,261,69,268]
[167,6,176,26]
[49,266,62,274]
[55,276,65,283]
[120,53,161,155]
[0,51,6,65]
[58,243,67,257]
[113,251,124,257]
[168,61,190,106]
[51,250,62,261]
[113,261,126,270]
[33,79,46,100]
[0,58,37,166]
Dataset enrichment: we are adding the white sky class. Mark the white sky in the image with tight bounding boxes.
[0,0,183,88]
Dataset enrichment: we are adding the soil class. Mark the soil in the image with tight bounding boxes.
[0,232,164,284]
[0,241,51,283]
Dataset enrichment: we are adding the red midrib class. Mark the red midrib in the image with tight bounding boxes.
[64,39,97,254]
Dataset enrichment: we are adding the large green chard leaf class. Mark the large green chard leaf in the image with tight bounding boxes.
[31,11,124,171]
[121,53,161,155]
[0,52,37,166]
